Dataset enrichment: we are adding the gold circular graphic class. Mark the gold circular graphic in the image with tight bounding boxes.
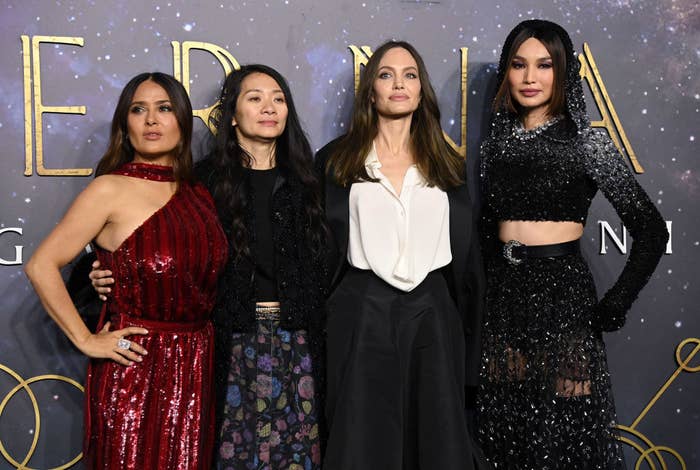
[675,338,700,373]
[0,364,83,469]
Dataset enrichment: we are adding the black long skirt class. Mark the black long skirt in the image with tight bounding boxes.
[477,252,625,470]
[324,267,485,470]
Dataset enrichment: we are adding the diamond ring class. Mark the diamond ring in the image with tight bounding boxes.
[116,338,131,350]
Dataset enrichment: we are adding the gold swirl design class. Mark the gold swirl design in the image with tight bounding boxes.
[0,364,83,469]
[615,337,699,469]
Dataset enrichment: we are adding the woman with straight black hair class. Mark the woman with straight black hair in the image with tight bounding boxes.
[317,40,487,470]
[477,20,668,469]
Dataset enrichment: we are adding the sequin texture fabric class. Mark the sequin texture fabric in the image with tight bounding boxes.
[476,20,668,469]
[479,253,625,469]
[84,162,229,469]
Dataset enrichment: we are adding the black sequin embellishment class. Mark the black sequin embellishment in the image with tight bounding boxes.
[477,19,668,469]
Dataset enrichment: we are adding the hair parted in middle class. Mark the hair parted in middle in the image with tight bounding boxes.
[95,72,193,185]
[492,21,569,119]
[327,40,465,190]
[208,64,326,261]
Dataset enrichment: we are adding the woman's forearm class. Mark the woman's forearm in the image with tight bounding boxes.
[25,256,92,352]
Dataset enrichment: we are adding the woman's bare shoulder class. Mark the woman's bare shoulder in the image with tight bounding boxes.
[82,174,134,199]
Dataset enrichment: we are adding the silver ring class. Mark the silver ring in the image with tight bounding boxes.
[116,338,131,350]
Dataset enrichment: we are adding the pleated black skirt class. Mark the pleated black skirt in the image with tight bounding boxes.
[324,267,486,470]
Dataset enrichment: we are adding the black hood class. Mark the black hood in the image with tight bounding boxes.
[490,19,589,137]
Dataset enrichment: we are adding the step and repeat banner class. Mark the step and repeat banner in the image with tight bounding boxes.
[0,1,697,468]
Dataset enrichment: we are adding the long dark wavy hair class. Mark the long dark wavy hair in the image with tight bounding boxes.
[208,64,326,261]
[327,40,465,190]
[95,72,193,185]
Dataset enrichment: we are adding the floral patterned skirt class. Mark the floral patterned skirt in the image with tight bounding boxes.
[216,320,321,470]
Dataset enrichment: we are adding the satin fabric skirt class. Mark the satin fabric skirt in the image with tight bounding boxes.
[324,268,484,470]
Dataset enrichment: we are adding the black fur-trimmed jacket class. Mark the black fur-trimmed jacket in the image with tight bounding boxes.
[195,158,332,453]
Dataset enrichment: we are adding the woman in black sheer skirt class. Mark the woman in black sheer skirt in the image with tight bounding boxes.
[477,19,668,469]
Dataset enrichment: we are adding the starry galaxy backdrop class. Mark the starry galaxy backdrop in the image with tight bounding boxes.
[0,1,697,468]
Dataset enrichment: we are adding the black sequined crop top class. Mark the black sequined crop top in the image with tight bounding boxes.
[481,118,637,225]
[480,18,668,328]
[479,117,669,321]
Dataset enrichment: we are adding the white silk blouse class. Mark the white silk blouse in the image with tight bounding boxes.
[347,145,452,291]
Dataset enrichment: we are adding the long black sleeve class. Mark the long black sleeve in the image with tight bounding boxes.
[583,130,669,331]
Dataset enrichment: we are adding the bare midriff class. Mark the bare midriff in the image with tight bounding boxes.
[256,301,281,307]
[498,220,584,245]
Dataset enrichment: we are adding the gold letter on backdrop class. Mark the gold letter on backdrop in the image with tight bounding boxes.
[21,35,90,176]
[579,43,643,173]
[447,47,468,158]
[348,45,469,158]
[348,45,373,95]
[172,41,240,133]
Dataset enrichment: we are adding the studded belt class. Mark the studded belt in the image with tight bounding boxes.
[255,305,281,321]
[501,239,580,265]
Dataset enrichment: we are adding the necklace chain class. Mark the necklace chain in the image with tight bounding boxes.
[512,115,563,141]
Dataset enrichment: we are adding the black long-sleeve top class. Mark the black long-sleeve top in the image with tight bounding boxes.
[194,157,331,451]
[480,118,668,330]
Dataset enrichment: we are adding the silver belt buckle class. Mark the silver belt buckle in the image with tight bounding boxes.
[503,240,524,265]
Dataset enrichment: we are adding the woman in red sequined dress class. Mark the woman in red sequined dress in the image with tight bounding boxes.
[25,72,228,469]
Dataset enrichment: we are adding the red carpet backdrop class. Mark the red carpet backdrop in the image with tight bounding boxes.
[0,1,697,468]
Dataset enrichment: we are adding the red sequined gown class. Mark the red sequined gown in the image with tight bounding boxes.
[84,162,228,469]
